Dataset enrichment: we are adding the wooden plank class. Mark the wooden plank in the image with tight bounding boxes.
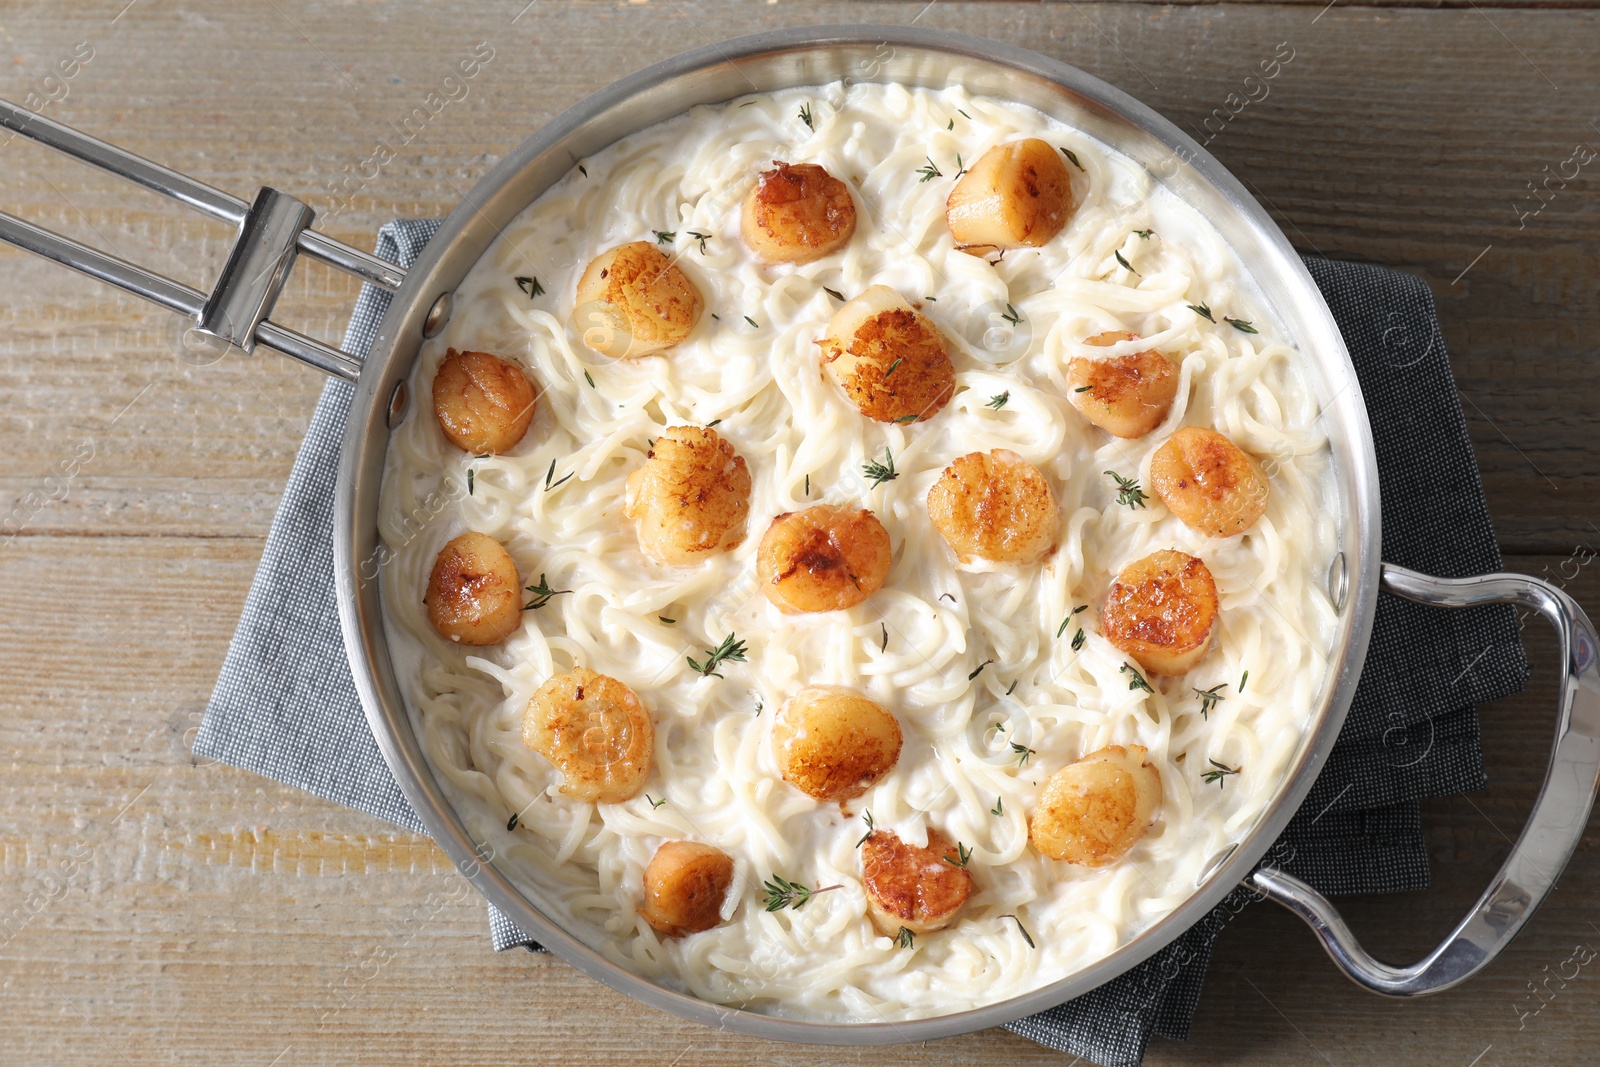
[0,1,1592,549]
[0,531,1593,1064]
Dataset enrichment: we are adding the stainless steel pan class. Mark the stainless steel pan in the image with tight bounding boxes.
[3,23,1596,1045]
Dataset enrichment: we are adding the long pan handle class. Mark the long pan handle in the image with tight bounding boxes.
[1249,563,1600,996]
[0,99,407,382]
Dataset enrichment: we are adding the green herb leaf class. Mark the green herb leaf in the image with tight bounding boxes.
[506,812,519,831]
[991,796,1004,816]
[467,468,475,496]
[968,659,993,682]
[1005,679,1019,696]
[1225,316,1258,334]
[1002,913,1036,948]
[880,622,889,653]
[653,229,676,244]
[856,810,875,849]
[1133,229,1155,239]
[1115,250,1140,276]
[895,926,916,949]
[583,369,595,388]
[798,102,814,130]
[1240,669,1249,692]
[863,447,898,488]
[658,616,676,625]
[1194,683,1228,719]
[762,875,840,912]
[705,419,722,428]
[543,459,574,492]
[577,164,588,178]
[1059,146,1085,171]
[1001,303,1022,325]
[884,357,903,379]
[514,275,544,298]
[687,632,748,678]
[686,230,712,254]
[744,315,760,329]
[916,156,943,183]
[1202,759,1241,788]
[646,794,667,809]
[892,413,920,424]
[945,841,973,868]
[987,391,1010,410]
[1071,628,1086,651]
[1012,742,1036,768]
[524,573,572,610]
[1188,302,1215,322]
[823,286,845,301]
[1122,662,1154,694]
[1074,385,1094,393]
[1104,469,1148,509]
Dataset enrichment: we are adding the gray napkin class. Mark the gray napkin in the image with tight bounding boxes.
[196,220,1526,1067]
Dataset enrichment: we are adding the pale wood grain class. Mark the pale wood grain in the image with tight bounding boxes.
[0,2,1597,1064]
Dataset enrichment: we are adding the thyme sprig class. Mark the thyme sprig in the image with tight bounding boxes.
[1134,229,1155,239]
[856,810,875,848]
[991,796,1004,816]
[798,102,814,129]
[1122,662,1154,694]
[1000,303,1022,325]
[895,926,916,949]
[524,573,571,610]
[688,632,748,678]
[1071,628,1087,651]
[1194,683,1228,719]
[1225,316,1258,334]
[1104,469,1149,509]
[916,156,943,182]
[687,230,712,254]
[1114,250,1140,276]
[762,875,841,912]
[968,659,993,682]
[945,841,974,868]
[1059,146,1085,172]
[646,794,667,809]
[653,229,676,244]
[514,275,544,298]
[543,458,573,492]
[1012,742,1036,768]
[987,391,1010,410]
[1202,759,1241,788]
[863,447,898,488]
[1187,302,1216,322]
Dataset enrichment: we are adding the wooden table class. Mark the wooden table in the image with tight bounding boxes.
[1,1,1595,1063]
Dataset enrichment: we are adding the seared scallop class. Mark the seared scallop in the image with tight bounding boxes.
[926,449,1058,565]
[624,426,752,566]
[946,138,1075,254]
[774,686,902,802]
[522,668,654,803]
[741,161,857,264]
[639,840,734,938]
[1101,549,1219,676]
[573,241,703,360]
[1029,745,1161,866]
[861,829,972,936]
[1149,426,1270,537]
[1068,331,1178,440]
[431,349,539,454]
[756,504,893,614]
[819,285,955,424]
[424,531,523,645]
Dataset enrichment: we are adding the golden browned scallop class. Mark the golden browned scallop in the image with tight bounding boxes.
[926,449,1059,565]
[818,285,955,424]
[1101,549,1220,677]
[740,161,857,264]
[624,426,752,566]
[1149,426,1270,537]
[522,668,654,803]
[946,138,1076,254]
[756,505,893,614]
[773,686,902,802]
[573,241,703,360]
[861,829,972,937]
[1029,745,1161,866]
[431,349,539,454]
[1068,331,1179,440]
[424,531,523,645]
[639,840,735,938]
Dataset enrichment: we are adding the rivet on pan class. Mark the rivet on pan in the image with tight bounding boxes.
[386,379,409,429]
[1328,551,1349,613]
[423,291,452,339]
[1195,843,1239,887]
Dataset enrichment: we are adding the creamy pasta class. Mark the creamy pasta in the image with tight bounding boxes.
[377,80,1339,1021]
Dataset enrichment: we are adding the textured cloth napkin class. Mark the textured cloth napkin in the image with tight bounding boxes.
[195,220,1527,1067]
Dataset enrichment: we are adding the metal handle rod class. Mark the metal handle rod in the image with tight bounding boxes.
[0,208,361,381]
[0,98,404,293]
[1249,563,1600,996]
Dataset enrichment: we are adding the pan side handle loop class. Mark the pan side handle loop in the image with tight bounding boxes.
[1248,563,1600,996]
